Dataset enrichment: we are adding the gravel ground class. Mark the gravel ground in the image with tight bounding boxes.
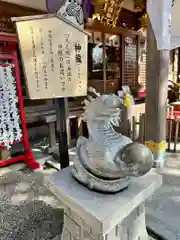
[0,169,63,240]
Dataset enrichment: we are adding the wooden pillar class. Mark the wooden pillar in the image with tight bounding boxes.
[55,98,69,169]
[169,50,173,77]
[172,49,175,74]
[177,47,180,82]
[120,35,125,86]
[145,18,169,167]
[136,35,140,84]
[169,49,176,81]
[173,48,178,82]
[102,33,107,93]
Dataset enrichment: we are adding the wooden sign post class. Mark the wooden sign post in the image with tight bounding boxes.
[12,14,88,168]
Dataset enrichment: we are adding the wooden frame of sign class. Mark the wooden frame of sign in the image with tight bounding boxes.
[12,14,88,100]
[12,14,88,169]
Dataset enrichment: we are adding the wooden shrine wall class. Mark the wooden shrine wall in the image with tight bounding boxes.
[123,35,138,90]
[169,49,178,81]
[0,1,45,33]
[86,7,140,93]
[118,8,139,30]
[138,35,147,87]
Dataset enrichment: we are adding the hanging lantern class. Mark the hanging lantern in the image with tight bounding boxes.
[139,13,148,30]
[92,0,123,27]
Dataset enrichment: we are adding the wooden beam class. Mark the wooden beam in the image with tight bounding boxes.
[120,34,125,85]
[85,18,140,36]
[102,33,106,93]
[0,1,46,17]
[136,35,140,84]
[0,0,46,32]
[177,47,180,81]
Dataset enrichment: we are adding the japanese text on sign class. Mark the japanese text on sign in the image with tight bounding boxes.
[39,28,48,89]
[75,42,82,91]
[30,26,39,92]
[15,16,88,99]
[48,30,55,72]
[58,43,65,92]
[65,34,72,83]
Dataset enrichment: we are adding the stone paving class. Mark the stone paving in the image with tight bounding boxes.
[146,151,180,240]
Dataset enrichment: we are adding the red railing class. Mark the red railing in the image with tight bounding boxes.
[167,108,180,120]
[0,33,40,169]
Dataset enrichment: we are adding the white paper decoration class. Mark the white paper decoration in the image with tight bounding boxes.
[147,0,180,50]
[0,65,22,148]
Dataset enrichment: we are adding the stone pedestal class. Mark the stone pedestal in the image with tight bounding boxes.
[44,168,162,240]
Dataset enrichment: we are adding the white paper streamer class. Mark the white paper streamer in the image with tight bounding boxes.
[147,0,171,50]
[0,65,22,148]
[147,0,180,50]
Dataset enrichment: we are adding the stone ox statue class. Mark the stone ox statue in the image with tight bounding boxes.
[71,87,153,193]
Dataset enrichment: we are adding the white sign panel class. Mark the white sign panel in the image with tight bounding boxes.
[147,0,180,50]
[15,15,88,99]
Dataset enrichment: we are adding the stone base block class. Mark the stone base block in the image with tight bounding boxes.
[61,202,147,240]
[44,168,162,240]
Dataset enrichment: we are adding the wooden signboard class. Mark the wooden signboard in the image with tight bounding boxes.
[13,15,88,99]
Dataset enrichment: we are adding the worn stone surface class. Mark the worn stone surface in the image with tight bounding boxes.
[45,167,162,240]
[0,170,63,240]
[146,152,180,240]
[59,202,148,240]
